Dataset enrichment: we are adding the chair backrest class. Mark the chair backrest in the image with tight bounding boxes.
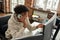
[0,15,11,25]
[55,18,60,26]
[0,15,11,38]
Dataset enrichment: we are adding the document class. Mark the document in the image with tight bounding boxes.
[31,22,43,35]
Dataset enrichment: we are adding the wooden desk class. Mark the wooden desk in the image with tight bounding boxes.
[0,13,11,17]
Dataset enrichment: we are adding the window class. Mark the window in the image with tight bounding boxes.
[46,0,53,10]
[34,0,59,11]
[10,0,25,13]
[34,0,45,9]
[46,0,59,10]
[18,0,25,4]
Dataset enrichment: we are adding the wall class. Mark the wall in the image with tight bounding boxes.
[33,11,47,19]
[57,0,60,15]
[25,0,34,18]
[0,0,4,12]
[4,0,10,13]
[5,0,10,13]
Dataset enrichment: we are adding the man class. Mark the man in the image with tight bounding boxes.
[43,12,54,24]
[5,5,43,39]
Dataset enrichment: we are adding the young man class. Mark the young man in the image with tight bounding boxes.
[5,5,43,39]
[43,12,54,24]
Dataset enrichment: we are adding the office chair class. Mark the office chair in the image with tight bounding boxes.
[52,18,60,40]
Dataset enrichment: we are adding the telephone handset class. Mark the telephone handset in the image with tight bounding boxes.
[17,14,22,19]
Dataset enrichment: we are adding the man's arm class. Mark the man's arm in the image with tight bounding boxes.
[24,18,44,31]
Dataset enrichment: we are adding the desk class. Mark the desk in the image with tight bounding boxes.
[0,13,11,17]
[11,34,43,40]
[0,13,6,16]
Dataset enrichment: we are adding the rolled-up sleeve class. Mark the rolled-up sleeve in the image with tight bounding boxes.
[26,17,37,31]
[27,24,37,31]
[5,23,25,38]
[5,23,17,38]
[6,26,25,38]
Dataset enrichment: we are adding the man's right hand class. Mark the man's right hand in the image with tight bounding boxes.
[23,20,28,28]
[37,24,44,28]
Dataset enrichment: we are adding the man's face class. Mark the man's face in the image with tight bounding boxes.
[47,14,53,19]
[18,12,28,22]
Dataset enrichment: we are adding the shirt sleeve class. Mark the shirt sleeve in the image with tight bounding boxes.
[5,23,25,38]
[26,17,37,31]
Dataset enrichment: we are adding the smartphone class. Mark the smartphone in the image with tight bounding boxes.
[17,14,22,19]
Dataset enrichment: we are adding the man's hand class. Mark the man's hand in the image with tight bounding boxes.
[23,20,28,28]
[37,24,44,28]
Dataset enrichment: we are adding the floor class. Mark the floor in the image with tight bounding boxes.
[52,29,60,40]
[55,29,60,40]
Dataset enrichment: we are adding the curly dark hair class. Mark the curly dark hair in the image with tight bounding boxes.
[14,5,29,14]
